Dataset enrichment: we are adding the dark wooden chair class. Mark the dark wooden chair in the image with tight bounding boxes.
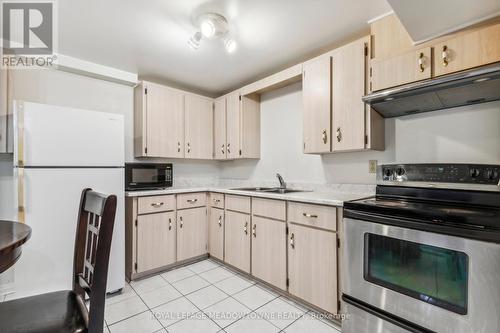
[0,188,117,333]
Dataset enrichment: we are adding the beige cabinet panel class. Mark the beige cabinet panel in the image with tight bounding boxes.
[224,210,251,273]
[214,97,227,160]
[303,55,331,153]
[209,192,224,208]
[176,192,207,210]
[332,38,368,152]
[251,216,286,290]
[185,94,214,159]
[252,198,286,221]
[225,195,251,214]
[138,195,175,215]
[288,224,338,314]
[371,47,432,91]
[240,94,260,158]
[226,92,241,159]
[177,207,207,261]
[433,23,500,77]
[0,69,7,152]
[144,82,184,158]
[208,207,224,261]
[288,202,337,232]
[136,211,176,273]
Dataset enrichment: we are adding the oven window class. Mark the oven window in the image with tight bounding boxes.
[364,233,468,315]
[132,168,165,184]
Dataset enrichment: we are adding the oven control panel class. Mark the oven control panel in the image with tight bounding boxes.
[380,164,500,185]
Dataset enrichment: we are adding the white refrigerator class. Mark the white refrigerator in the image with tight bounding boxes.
[10,101,125,299]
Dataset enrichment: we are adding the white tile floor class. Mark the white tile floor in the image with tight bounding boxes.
[105,259,342,333]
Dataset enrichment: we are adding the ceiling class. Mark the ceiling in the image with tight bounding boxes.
[59,0,391,96]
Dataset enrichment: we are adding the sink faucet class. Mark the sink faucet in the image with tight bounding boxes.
[276,173,286,190]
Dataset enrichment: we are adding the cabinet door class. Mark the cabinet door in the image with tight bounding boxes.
[208,207,224,260]
[185,94,214,159]
[226,92,241,159]
[240,94,260,159]
[145,82,184,158]
[0,69,7,152]
[136,211,176,273]
[332,38,368,152]
[177,207,208,261]
[371,47,432,91]
[251,216,286,290]
[224,210,250,273]
[434,23,500,76]
[213,97,227,160]
[288,224,338,314]
[302,55,331,153]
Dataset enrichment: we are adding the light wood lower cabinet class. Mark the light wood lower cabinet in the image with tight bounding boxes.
[177,207,208,261]
[251,216,287,290]
[224,210,251,273]
[288,223,338,314]
[136,211,176,273]
[208,207,224,261]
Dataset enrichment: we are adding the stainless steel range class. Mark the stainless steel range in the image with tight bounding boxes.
[342,164,500,333]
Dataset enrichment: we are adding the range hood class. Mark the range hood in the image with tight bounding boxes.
[363,62,500,118]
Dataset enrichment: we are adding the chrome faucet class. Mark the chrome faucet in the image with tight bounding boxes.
[276,173,286,190]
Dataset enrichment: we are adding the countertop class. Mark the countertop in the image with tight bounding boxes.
[125,186,373,207]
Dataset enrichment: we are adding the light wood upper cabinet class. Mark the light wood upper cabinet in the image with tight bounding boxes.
[208,207,224,261]
[136,211,176,273]
[0,69,7,153]
[213,97,227,160]
[433,23,500,77]
[226,92,241,159]
[185,94,214,159]
[134,81,184,158]
[251,216,287,290]
[224,210,251,273]
[371,47,432,91]
[302,55,331,153]
[288,223,338,314]
[177,207,208,261]
[332,37,368,152]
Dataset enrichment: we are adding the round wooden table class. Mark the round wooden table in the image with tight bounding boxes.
[0,221,32,274]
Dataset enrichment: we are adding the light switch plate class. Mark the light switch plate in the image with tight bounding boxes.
[369,160,377,174]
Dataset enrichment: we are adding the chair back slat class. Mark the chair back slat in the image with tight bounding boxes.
[73,188,117,333]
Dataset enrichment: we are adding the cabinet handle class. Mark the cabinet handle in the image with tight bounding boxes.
[418,52,425,72]
[179,216,183,228]
[177,141,181,153]
[213,198,221,203]
[221,144,225,154]
[322,129,328,144]
[151,202,164,208]
[442,45,449,67]
[336,127,342,143]
[187,142,191,154]
[244,221,248,235]
[252,224,256,238]
[290,233,295,249]
[218,216,222,227]
[302,212,318,218]
[168,218,172,231]
[227,143,231,154]
[187,198,198,204]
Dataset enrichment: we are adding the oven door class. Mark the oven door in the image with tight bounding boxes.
[343,216,500,333]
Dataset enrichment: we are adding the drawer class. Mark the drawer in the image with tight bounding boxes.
[226,195,251,214]
[288,202,337,231]
[252,198,286,221]
[209,192,225,208]
[177,192,207,210]
[138,195,175,215]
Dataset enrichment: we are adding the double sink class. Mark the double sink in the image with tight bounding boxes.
[231,187,309,194]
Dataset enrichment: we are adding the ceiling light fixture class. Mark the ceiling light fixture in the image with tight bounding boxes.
[187,12,237,53]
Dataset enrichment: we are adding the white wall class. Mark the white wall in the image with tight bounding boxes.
[220,82,500,184]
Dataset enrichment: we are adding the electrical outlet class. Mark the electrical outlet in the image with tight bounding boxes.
[369,160,377,174]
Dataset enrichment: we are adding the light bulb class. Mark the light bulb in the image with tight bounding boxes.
[225,39,237,53]
[188,31,202,50]
[200,19,216,39]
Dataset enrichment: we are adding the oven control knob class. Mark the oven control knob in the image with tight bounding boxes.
[469,168,481,178]
[486,169,498,180]
[396,167,406,176]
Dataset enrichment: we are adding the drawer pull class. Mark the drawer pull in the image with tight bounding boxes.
[179,216,183,228]
[151,202,164,208]
[187,199,198,204]
[168,218,172,231]
[218,216,222,227]
[213,198,221,203]
[290,233,295,249]
[244,221,248,235]
[252,224,256,238]
[303,212,318,218]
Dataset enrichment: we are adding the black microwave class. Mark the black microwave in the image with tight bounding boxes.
[125,163,173,191]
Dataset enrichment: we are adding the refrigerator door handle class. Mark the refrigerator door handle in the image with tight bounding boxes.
[17,103,25,167]
[18,167,25,223]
